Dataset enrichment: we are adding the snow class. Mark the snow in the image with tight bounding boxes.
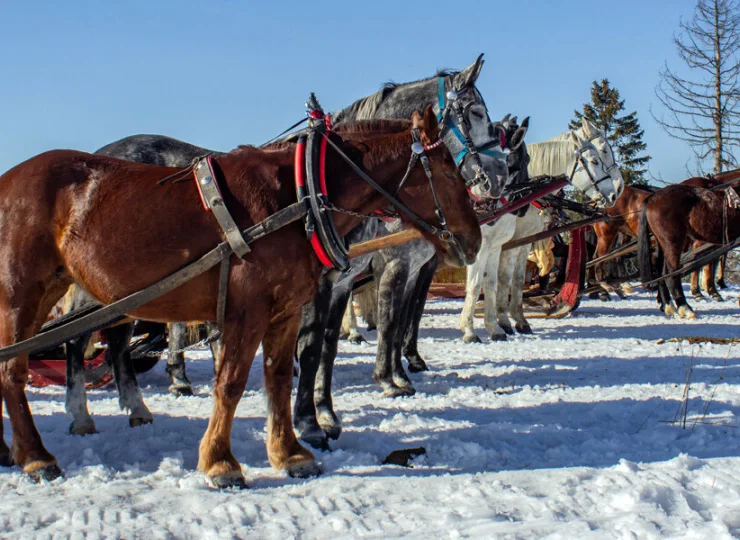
[3,286,740,539]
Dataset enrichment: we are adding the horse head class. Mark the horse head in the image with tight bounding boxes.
[570,118,624,207]
[400,106,482,267]
[437,54,509,201]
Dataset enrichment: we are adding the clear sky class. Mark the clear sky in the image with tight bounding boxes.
[0,0,702,183]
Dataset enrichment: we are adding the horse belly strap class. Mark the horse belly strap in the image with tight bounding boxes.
[194,157,251,258]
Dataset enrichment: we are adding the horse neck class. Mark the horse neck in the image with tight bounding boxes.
[334,79,437,122]
[324,132,414,235]
[525,140,574,178]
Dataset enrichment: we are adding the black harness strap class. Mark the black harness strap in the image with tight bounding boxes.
[0,202,308,361]
[193,157,251,258]
[305,128,350,270]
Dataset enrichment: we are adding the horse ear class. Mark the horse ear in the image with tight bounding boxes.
[581,117,598,136]
[457,53,484,87]
[572,132,588,149]
[421,105,439,141]
[411,110,423,129]
[510,120,529,150]
[510,116,518,126]
[502,113,511,124]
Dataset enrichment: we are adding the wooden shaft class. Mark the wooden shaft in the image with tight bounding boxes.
[347,228,424,258]
[501,215,605,252]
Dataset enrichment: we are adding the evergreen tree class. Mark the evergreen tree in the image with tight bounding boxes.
[570,79,652,185]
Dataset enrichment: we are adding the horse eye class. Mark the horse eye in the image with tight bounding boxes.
[590,158,599,165]
[470,111,485,120]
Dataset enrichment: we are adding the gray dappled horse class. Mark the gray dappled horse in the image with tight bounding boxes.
[293,55,512,449]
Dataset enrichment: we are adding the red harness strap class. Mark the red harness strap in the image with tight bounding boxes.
[294,120,335,268]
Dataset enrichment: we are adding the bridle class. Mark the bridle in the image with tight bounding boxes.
[308,112,465,269]
[568,142,617,203]
[435,77,508,196]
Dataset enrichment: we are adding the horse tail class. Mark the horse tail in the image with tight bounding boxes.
[638,203,656,287]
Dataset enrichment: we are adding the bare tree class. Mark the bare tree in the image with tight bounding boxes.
[653,0,740,174]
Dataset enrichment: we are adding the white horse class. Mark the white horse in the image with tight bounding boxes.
[461,118,623,342]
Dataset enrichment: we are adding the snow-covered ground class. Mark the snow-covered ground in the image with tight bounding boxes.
[2,286,740,539]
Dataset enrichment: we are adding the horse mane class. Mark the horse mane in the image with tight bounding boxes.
[526,140,574,178]
[231,119,415,170]
[332,85,399,123]
[333,68,461,123]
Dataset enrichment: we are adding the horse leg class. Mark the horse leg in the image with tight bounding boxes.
[663,247,696,320]
[460,246,486,344]
[65,332,97,435]
[482,246,507,341]
[703,261,724,302]
[717,254,727,289]
[294,276,332,450]
[508,245,534,335]
[374,260,414,396]
[495,247,518,336]
[166,323,194,397]
[690,269,704,300]
[594,227,617,301]
[315,281,354,441]
[402,256,437,372]
[104,323,153,427]
[0,286,65,481]
[344,294,366,344]
[263,312,320,478]
[198,307,265,488]
[0,379,9,467]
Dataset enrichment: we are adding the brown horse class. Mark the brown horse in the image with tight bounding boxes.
[0,108,481,487]
[638,179,740,319]
[682,176,726,301]
[592,176,731,300]
[591,185,655,289]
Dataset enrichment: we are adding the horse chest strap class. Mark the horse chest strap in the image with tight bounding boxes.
[193,157,251,258]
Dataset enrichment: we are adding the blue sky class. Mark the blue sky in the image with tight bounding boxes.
[0,0,701,182]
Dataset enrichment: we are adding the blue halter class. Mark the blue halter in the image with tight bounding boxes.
[437,77,507,166]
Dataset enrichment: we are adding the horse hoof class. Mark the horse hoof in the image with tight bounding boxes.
[598,292,611,302]
[366,324,377,332]
[382,385,416,398]
[317,411,342,441]
[462,333,483,344]
[26,463,64,483]
[69,421,98,436]
[129,416,154,428]
[500,324,515,336]
[210,472,248,490]
[407,358,428,373]
[298,425,331,451]
[588,291,600,300]
[490,334,507,342]
[515,322,533,335]
[348,333,367,345]
[692,293,705,302]
[664,305,677,317]
[711,293,725,302]
[718,280,727,290]
[287,460,323,479]
[0,452,14,467]
[678,306,697,320]
[168,383,194,397]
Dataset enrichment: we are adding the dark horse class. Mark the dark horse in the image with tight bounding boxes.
[293,56,510,449]
[638,179,740,319]
[593,177,729,302]
[0,109,481,487]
